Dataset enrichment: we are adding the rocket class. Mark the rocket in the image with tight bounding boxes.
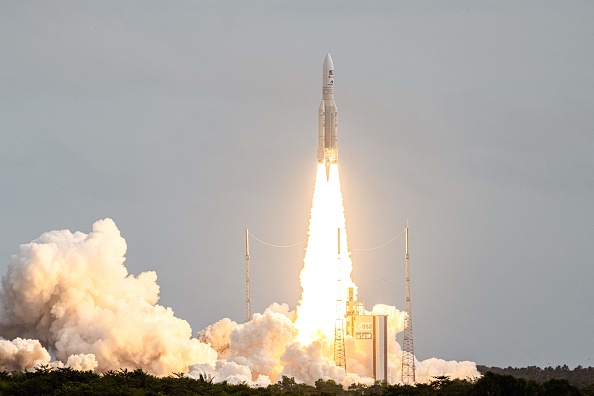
[318,53,338,181]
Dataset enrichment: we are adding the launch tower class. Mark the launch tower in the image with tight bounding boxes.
[334,228,346,370]
[401,226,416,384]
[245,229,252,323]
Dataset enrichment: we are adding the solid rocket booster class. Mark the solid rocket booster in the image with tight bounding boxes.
[318,53,338,181]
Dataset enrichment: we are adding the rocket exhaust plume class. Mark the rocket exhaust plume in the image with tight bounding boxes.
[295,163,355,345]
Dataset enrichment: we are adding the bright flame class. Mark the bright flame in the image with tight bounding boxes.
[295,163,356,345]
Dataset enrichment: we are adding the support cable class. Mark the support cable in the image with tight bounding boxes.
[350,228,406,251]
[248,232,306,248]
[249,228,405,251]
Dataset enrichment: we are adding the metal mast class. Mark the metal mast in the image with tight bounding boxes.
[244,228,252,323]
[334,228,346,371]
[401,226,416,384]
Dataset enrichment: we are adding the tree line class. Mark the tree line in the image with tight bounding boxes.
[0,366,593,395]
[477,365,594,389]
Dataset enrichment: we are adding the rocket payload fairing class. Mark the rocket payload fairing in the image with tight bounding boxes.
[318,53,338,181]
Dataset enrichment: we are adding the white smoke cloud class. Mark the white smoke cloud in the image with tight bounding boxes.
[197,317,237,360]
[264,302,297,322]
[228,308,298,381]
[187,361,271,387]
[65,353,99,371]
[415,358,480,383]
[0,219,217,375]
[280,340,345,385]
[0,338,51,371]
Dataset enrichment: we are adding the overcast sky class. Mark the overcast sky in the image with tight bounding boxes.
[1,1,593,368]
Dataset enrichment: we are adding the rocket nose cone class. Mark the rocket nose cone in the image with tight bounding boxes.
[323,53,334,74]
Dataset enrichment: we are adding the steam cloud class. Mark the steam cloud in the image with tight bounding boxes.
[0,219,217,375]
[0,338,50,371]
[0,219,479,386]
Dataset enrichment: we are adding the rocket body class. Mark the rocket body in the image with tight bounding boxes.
[318,53,338,181]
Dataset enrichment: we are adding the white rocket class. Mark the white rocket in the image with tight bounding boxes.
[318,53,338,181]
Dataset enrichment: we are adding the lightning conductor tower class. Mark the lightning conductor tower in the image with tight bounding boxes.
[401,226,416,384]
[244,228,252,323]
[334,228,346,371]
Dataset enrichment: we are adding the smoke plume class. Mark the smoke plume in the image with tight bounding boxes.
[0,219,217,375]
[0,338,51,371]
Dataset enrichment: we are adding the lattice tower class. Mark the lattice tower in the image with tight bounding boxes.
[334,228,346,370]
[244,228,252,323]
[401,226,416,384]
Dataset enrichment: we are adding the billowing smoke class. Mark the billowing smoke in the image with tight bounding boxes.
[192,300,478,386]
[64,354,99,371]
[0,338,50,371]
[0,211,479,385]
[0,219,217,375]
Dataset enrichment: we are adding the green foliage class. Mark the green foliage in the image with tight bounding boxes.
[581,382,594,396]
[541,378,582,396]
[270,376,317,395]
[314,378,343,395]
[472,371,540,396]
[477,364,594,388]
[0,368,590,395]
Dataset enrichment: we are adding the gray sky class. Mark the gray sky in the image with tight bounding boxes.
[1,1,593,368]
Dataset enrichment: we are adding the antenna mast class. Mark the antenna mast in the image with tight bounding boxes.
[244,228,252,323]
[401,225,416,384]
[334,228,346,371]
